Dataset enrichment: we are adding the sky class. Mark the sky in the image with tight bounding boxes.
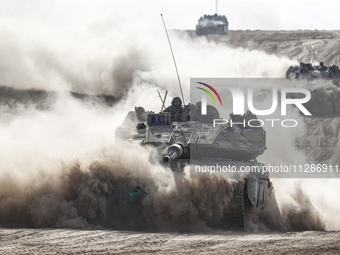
[1,0,340,31]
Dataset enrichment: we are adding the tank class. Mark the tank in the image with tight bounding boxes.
[196,14,228,36]
[286,62,340,86]
[115,102,275,230]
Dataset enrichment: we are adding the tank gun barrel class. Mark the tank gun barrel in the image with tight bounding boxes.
[162,144,183,163]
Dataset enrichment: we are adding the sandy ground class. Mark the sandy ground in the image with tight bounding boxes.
[0,229,339,254]
[183,30,340,65]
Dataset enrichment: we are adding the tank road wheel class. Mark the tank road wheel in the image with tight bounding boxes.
[222,181,245,231]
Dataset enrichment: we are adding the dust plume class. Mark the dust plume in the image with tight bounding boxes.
[0,9,338,233]
[0,14,293,100]
[0,151,325,232]
[304,81,340,115]
[0,142,238,231]
[280,184,325,231]
[257,186,325,232]
[0,88,239,232]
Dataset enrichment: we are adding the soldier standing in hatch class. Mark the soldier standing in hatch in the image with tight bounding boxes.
[164,97,184,120]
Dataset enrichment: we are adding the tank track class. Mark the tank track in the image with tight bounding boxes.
[222,181,245,230]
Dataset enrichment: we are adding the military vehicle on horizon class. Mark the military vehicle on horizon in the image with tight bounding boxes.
[196,14,229,36]
[286,62,340,85]
[115,101,274,230]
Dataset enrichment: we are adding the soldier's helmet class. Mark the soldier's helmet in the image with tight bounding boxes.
[171,97,182,107]
[135,106,145,115]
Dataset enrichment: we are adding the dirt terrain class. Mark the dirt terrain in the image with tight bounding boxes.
[192,30,340,65]
[1,229,339,254]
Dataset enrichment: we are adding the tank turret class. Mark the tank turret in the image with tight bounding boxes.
[196,14,229,36]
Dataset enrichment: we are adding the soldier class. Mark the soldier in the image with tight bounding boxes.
[164,97,184,120]
[133,186,142,192]
[123,186,147,204]
[135,106,146,122]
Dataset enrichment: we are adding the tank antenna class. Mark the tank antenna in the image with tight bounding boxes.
[235,65,238,87]
[157,90,168,111]
[160,14,185,106]
[216,0,218,14]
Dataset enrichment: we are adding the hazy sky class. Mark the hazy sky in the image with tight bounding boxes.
[1,0,339,30]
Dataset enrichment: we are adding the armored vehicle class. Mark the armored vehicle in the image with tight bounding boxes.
[196,14,228,36]
[286,62,340,85]
[115,102,274,230]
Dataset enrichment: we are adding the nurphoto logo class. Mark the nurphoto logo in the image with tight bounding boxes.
[195,80,312,128]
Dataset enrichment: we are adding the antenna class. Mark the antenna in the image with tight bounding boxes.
[235,65,237,87]
[160,14,185,106]
[216,0,218,14]
[235,65,238,87]
[157,90,168,111]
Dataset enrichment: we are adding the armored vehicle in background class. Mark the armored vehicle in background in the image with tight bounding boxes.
[286,62,340,85]
[115,103,274,230]
[196,14,228,36]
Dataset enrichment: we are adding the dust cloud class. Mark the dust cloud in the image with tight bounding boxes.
[0,13,338,233]
[304,81,340,115]
[0,16,293,99]
[0,153,325,232]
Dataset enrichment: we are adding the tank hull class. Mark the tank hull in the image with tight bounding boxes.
[196,24,228,36]
[115,107,274,230]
